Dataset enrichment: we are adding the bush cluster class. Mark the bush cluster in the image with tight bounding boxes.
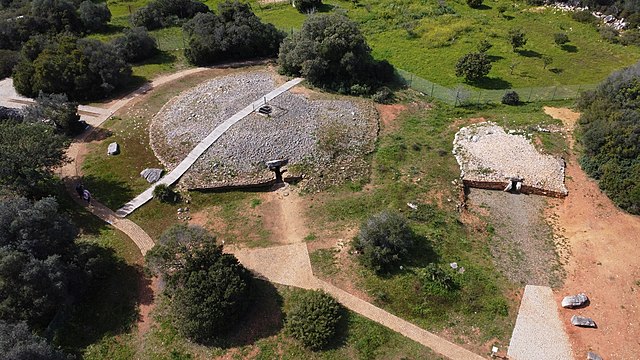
[0,49,19,79]
[285,290,343,350]
[112,27,158,63]
[295,0,322,13]
[577,61,640,214]
[353,210,414,273]
[183,1,284,65]
[501,90,520,105]
[278,13,395,95]
[12,35,132,101]
[131,0,209,30]
[455,52,492,82]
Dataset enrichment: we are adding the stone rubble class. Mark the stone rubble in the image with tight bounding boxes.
[452,122,568,196]
[150,71,378,190]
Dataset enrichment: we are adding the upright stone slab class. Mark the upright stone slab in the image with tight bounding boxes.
[107,142,120,155]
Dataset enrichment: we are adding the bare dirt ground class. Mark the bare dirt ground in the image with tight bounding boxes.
[544,107,640,360]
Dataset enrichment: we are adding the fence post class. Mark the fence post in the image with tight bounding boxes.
[528,88,533,102]
[576,85,582,97]
[477,90,482,105]
[430,83,434,97]
[410,73,413,87]
[552,86,557,101]
[454,89,460,107]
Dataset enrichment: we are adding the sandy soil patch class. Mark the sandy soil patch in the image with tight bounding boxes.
[544,107,640,360]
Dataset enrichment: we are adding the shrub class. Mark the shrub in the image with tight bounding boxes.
[183,1,284,65]
[554,32,569,45]
[112,27,158,62]
[353,210,414,273]
[372,86,394,104]
[497,4,508,14]
[542,55,553,69]
[131,0,210,30]
[278,13,395,93]
[295,0,322,13]
[600,26,620,43]
[621,29,640,46]
[0,50,20,79]
[477,39,492,53]
[285,290,343,350]
[572,10,596,24]
[152,184,179,203]
[78,0,111,33]
[577,61,640,214]
[466,0,483,8]
[508,28,527,51]
[501,90,520,105]
[0,321,71,360]
[455,52,492,82]
[146,225,252,342]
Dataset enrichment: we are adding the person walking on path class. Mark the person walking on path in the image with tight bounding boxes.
[82,189,91,205]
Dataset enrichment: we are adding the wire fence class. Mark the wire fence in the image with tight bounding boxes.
[396,68,597,106]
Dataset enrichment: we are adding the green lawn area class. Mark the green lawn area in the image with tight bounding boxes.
[100,0,640,88]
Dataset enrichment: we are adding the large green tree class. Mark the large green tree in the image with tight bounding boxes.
[578,61,640,214]
[278,13,394,93]
[23,92,83,135]
[0,122,67,193]
[0,321,71,360]
[146,225,252,343]
[183,1,284,65]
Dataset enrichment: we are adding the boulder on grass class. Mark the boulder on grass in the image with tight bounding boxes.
[107,142,119,155]
[141,168,163,183]
[571,315,597,328]
[562,293,589,308]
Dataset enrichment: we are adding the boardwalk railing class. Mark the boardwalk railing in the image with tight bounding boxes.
[396,68,597,106]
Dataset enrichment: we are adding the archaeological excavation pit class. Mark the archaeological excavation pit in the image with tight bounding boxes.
[452,122,568,197]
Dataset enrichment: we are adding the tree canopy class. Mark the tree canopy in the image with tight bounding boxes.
[23,92,83,135]
[146,224,252,342]
[455,52,492,82]
[578,61,640,214]
[0,122,67,194]
[131,0,210,30]
[183,1,284,65]
[0,321,71,360]
[278,13,394,94]
[12,35,132,100]
[353,210,415,273]
[112,27,158,63]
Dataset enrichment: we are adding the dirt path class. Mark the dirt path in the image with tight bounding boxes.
[544,107,640,360]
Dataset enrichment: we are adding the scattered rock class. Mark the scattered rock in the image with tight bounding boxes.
[107,142,119,155]
[562,293,589,308]
[571,315,597,328]
[407,202,418,210]
[587,351,603,360]
[140,168,163,183]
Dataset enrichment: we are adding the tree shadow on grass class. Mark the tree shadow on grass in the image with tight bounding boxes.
[217,279,284,348]
[549,68,564,74]
[56,246,143,352]
[471,77,512,90]
[316,3,334,12]
[80,174,135,210]
[561,44,578,53]
[516,49,542,58]
[135,50,177,66]
[486,54,505,62]
[474,4,492,10]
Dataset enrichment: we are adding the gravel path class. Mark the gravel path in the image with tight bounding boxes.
[453,123,567,195]
[508,285,572,360]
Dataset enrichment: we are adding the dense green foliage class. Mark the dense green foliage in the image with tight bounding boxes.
[295,0,322,13]
[353,210,414,273]
[0,0,111,50]
[183,1,284,65]
[23,93,83,135]
[152,183,179,203]
[146,224,252,342]
[0,49,19,79]
[278,13,395,94]
[466,0,483,9]
[501,90,520,105]
[285,290,343,350]
[112,27,158,63]
[131,0,209,30]
[578,62,640,214]
[0,321,71,360]
[554,32,569,46]
[13,35,132,100]
[455,52,492,82]
[0,122,67,194]
[508,28,527,51]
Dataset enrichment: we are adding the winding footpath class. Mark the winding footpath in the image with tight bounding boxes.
[2,69,486,359]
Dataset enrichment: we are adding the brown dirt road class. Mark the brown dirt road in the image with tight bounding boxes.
[544,107,640,360]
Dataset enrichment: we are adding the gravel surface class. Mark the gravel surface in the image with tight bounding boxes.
[508,285,572,360]
[150,71,377,189]
[467,189,563,287]
[453,123,567,195]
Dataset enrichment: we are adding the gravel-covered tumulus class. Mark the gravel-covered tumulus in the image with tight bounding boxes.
[453,122,568,197]
[150,70,378,190]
